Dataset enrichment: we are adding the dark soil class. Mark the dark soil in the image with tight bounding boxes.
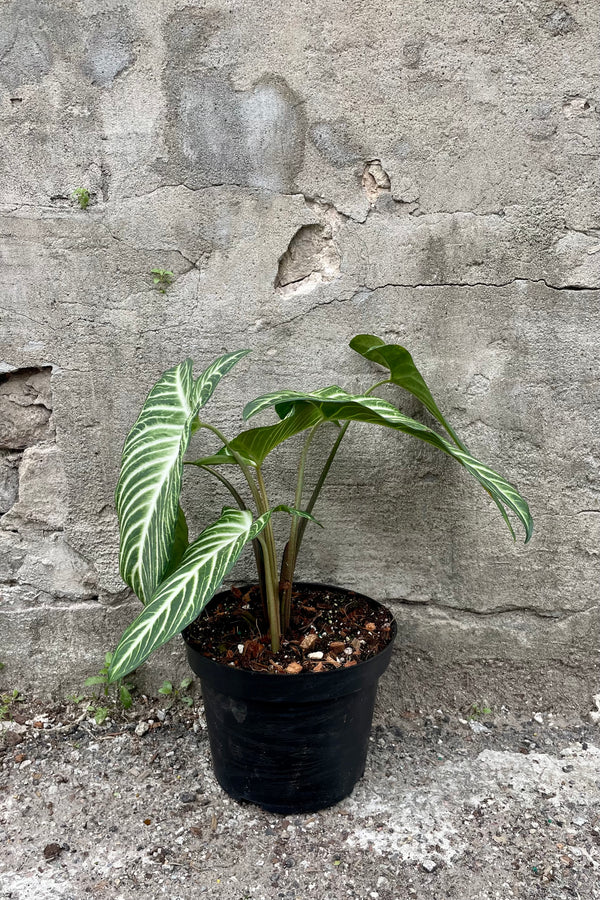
[183,583,394,674]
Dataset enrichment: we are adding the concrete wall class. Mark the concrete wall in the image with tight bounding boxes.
[1,0,598,709]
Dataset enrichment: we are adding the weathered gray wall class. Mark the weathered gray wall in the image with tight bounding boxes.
[1,0,598,709]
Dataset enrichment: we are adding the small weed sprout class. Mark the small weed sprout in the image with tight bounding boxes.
[469,702,493,720]
[66,693,85,704]
[72,187,91,210]
[151,268,174,294]
[93,706,110,725]
[158,677,194,707]
[83,652,134,723]
[0,689,20,721]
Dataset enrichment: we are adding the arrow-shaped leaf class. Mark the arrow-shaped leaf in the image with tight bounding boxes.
[244,386,533,542]
[108,507,255,682]
[349,334,466,450]
[349,334,518,536]
[115,350,249,605]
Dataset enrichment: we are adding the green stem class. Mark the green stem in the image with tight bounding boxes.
[257,533,280,652]
[194,464,267,611]
[196,421,262,510]
[293,377,391,557]
[195,422,270,627]
[280,424,320,630]
[366,379,391,395]
[255,466,281,650]
[193,464,248,510]
[295,421,349,555]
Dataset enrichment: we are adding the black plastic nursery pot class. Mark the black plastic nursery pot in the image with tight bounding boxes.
[183,583,397,815]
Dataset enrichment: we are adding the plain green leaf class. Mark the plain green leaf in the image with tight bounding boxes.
[349,334,466,450]
[163,506,189,578]
[188,404,323,468]
[119,685,133,709]
[350,335,518,536]
[94,707,109,725]
[244,386,532,542]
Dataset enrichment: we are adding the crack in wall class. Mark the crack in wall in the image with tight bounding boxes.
[393,598,599,622]
[268,274,600,332]
[99,223,201,271]
[351,278,600,293]
[270,157,599,299]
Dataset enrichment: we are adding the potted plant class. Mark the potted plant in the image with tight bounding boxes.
[108,335,532,813]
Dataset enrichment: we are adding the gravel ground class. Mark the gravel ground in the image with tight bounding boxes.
[0,697,599,900]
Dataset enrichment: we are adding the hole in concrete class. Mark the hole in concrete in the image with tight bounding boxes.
[0,450,21,515]
[0,367,54,451]
[362,160,391,205]
[274,224,341,296]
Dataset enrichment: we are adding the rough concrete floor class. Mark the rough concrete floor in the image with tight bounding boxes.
[0,698,599,900]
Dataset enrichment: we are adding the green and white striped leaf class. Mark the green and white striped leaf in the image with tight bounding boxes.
[108,507,255,683]
[108,504,321,682]
[115,350,249,605]
[243,386,533,542]
[243,385,350,421]
[193,350,250,408]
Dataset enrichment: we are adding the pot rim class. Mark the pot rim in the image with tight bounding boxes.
[182,582,397,702]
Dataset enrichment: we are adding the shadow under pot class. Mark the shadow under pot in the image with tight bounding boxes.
[182,583,396,815]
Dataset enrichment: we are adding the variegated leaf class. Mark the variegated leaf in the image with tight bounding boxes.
[108,507,255,682]
[115,350,249,605]
[242,385,344,422]
[107,504,313,682]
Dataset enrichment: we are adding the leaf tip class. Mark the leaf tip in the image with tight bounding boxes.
[241,400,255,421]
[349,333,383,352]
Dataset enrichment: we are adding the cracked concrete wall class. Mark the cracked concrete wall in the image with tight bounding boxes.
[0,0,598,708]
